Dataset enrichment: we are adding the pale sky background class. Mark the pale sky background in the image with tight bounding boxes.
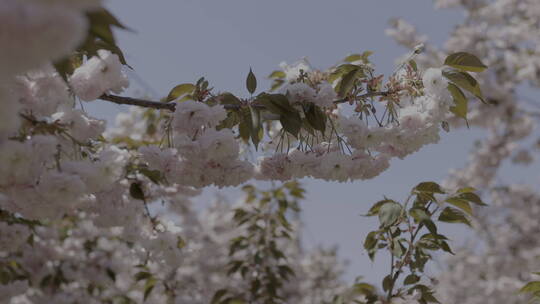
[86,0,540,285]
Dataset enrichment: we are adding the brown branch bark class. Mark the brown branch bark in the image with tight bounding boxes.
[100,94,176,111]
[99,90,391,112]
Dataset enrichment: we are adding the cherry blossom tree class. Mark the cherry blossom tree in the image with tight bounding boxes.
[0,1,494,303]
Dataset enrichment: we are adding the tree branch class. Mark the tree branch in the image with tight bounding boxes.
[99,90,392,112]
[100,94,176,111]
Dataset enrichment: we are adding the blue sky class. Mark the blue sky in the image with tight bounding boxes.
[91,0,537,284]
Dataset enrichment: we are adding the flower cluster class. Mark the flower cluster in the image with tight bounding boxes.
[138,100,255,188]
[69,49,129,101]
[256,64,453,182]
[0,184,351,303]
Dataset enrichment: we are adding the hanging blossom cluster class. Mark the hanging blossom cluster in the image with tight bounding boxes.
[69,49,129,101]
[138,100,254,188]
[254,65,453,182]
[133,59,463,186]
[107,47,474,187]
[387,0,540,302]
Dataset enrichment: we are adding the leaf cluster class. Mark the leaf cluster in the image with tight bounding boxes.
[361,181,486,303]
[520,273,540,303]
[212,181,304,304]
[442,52,488,124]
[54,9,129,80]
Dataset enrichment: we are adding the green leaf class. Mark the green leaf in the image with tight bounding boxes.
[277,265,295,280]
[409,208,430,222]
[382,275,392,292]
[328,64,361,84]
[344,51,373,63]
[249,106,262,149]
[71,9,131,74]
[423,231,449,240]
[422,219,438,236]
[177,236,186,249]
[239,106,254,141]
[338,67,362,97]
[217,111,241,130]
[414,182,445,194]
[211,289,228,304]
[53,54,83,82]
[143,278,156,301]
[134,271,152,282]
[410,283,431,293]
[87,8,128,31]
[270,79,285,91]
[440,240,454,255]
[257,93,301,137]
[92,40,129,66]
[139,168,163,185]
[521,281,540,294]
[217,92,242,106]
[364,231,378,250]
[457,192,487,206]
[409,60,418,72]
[447,83,468,120]
[344,54,363,62]
[445,197,473,216]
[404,274,420,285]
[332,295,345,304]
[257,95,282,115]
[257,93,295,115]
[86,10,118,45]
[304,104,327,133]
[442,69,485,103]
[166,84,195,102]
[353,282,376,296]
[421,292,441,303]
[392,239,405,257]
[27,234,35,247]
[444,52,487,73]
[457,187,476,193]
[361,51,374,62]
[227,260,243,275]
[365,199,396,217]
[197,77,209,90]
[129,183,145,201]
[238,121,251,143]
[438,207,471,226]
[280,110,302,138]
[246,68,257,95]
[378,202,403,228]
[106,268,116,282]
[268,70,286,79]
[302,119,316,136]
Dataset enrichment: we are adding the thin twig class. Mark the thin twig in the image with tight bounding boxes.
[333,91,391,105]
